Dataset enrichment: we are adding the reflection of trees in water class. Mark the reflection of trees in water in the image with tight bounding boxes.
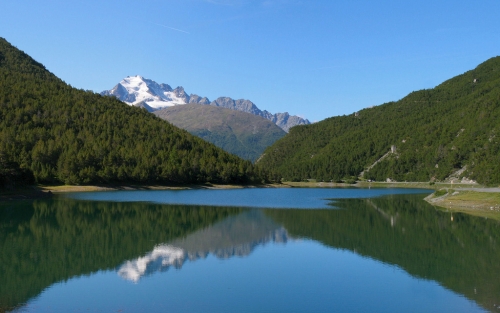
[0,199,242,311]
[265,194,500,312]
[2,194,500,312]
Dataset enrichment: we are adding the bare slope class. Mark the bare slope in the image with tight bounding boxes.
[154,104,286,162]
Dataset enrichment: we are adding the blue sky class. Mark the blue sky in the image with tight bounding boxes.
[2,0,500,122]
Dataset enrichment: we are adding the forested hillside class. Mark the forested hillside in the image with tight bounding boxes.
[0,38,268,186]
[258,57,500,185]
[154,104,286,162]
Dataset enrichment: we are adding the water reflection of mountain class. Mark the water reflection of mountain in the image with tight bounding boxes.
[118,211,289,282]
[2,193,500,312]
[0,199,243,311]
[265,194,500,313]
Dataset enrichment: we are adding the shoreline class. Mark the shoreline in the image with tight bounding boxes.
[269,181,500,220]
[0,186,54,201]
[3,180,491,195]
[425,189,500,220]
[282,180,493,190]
[3,181,500,220]
[0,182,284,201]
[38,182,286,193]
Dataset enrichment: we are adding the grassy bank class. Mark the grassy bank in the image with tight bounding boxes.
[425,189,500,220]
[282,181,500,220]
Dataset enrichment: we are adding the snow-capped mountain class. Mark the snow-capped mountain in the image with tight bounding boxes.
[101,75,310,132]
[101,75,191,109]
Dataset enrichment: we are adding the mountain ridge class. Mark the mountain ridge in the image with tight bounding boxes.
[101,75,310,132]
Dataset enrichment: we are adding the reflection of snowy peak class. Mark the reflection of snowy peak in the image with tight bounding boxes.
[101,76,310,132]
[117,211,290,282]
[118,245,185,282]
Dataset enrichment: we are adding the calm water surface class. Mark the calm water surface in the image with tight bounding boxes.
[65,187,430,208]
[1,188,499,312]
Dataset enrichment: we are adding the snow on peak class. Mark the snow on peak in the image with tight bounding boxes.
[109,76,189,109]
[101,76,310,131]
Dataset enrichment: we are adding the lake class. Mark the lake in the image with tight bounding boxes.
[1,187,499,312]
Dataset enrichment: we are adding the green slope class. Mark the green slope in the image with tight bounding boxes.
[258,56,500,185]
[0,38,268,186]
[154,104,286,162]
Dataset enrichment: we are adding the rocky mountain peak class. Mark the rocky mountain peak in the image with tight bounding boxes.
[102,76,311,132]
[189,94,211,105]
